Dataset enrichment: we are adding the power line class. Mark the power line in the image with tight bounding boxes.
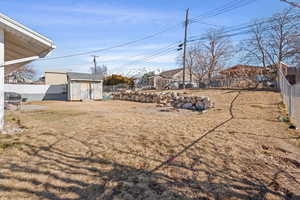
[116,1,259,70]
[41,12,300,73]
[117,43,180,67]
[118,0,260,69]
[190,0,258,23]
[188,12,300,43]
[37,0,259,62]
[38,24,182,61]
[64,42,180,73]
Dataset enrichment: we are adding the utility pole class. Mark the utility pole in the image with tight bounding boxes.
[92,55,98,75]
[182,8,189,89]
[190,61,192,83]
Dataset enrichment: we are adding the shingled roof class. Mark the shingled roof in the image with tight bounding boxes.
[219,65,263,75]
[67,72,102,81]
[159,68,182,79]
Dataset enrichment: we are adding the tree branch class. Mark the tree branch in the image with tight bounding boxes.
[280,0,300,8]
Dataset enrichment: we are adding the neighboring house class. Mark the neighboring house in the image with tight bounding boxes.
[154,68,197,89]
[44,70,68,100]
[219,63,295,88]
[219,64,265,88]
[45,70,68,85]
[286,67,300,85]
[219,65,264,77]
[67,72,103,101]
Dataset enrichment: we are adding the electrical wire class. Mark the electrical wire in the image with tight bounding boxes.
[188,12,300,43]
[36,0,259,62]
[38,24,183,61]
[190,0,258,23]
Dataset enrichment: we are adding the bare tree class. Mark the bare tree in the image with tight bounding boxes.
[200,29,233,83]
[179,45,208,85]
[5,65,36,83]
[240,9,300,68]
[240,21,269,67]
[189,45,208,84]
[180,30,233,85]
[280,0,300,8]
[265,9,300,66]
[185,46,198,82]
[90,64,107,79]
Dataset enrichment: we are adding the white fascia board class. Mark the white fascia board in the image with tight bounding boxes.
[71,79,103,81]
[4,56,39,66]
[0,13,55,50]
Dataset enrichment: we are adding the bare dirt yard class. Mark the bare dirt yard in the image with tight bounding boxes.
[0,89,299,200]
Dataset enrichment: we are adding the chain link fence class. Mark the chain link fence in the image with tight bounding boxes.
[103,84,129,93]
[278,70,300,129]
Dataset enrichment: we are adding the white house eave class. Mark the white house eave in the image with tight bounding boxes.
[4,56,39,66]
[0,13,55,52]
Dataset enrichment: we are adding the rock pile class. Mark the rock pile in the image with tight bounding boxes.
[112,91,213,111]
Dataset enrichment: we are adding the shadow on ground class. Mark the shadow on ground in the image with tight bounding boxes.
[0,132,298,200]
[0,90,299,200]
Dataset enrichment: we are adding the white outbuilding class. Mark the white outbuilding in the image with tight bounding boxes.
[0,13,55,129]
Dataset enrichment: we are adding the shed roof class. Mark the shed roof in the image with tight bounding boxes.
[67,72,102,81]
[45,70,68,74]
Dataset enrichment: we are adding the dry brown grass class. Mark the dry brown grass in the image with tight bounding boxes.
[0,89,299,200]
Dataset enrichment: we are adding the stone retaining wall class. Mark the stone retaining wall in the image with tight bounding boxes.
[112,91,213,111]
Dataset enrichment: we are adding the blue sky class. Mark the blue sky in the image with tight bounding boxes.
[0,0,292,77]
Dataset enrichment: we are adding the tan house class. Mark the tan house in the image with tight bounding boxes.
[154,68,197,89]
[45,70,68,85]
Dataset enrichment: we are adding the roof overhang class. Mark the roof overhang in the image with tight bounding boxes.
[0,13,55,73]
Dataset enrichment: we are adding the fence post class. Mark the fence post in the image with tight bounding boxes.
[290,85,295,118]
[288,86,292,116]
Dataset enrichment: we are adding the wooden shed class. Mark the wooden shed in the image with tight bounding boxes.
[67,72,103,101]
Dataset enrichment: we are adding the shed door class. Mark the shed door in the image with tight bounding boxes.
[71,82,81,101]
[80,82,90,100]
[71,82,90,100]
[91,82,102,100]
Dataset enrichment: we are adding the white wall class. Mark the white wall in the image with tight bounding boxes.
[4,84,67,101]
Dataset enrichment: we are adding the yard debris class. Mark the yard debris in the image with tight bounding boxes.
[112,91,214,111]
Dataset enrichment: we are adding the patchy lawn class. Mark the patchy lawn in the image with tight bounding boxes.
[0,89,299,200]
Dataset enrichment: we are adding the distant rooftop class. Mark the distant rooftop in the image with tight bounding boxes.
[159,68,182,79]
[67,72,102,81]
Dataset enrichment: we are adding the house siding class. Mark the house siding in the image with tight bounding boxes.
[45,72,68,85]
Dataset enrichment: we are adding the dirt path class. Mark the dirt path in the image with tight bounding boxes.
[0,89,299,200]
